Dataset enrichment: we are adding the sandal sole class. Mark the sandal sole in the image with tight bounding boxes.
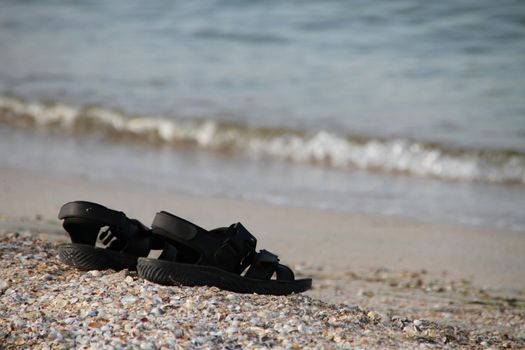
[58,243,138,271]
[137,258,312,295]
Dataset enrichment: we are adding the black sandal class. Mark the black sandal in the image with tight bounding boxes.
[137,211,312,295]
[58,201,161,271]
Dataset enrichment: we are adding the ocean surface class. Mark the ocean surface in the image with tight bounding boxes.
[0,0,524,231]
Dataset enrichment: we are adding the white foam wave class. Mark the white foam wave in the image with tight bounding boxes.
[250,132,525,184]
[1,96,524,184]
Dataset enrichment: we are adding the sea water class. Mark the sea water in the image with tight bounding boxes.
[0,0,524,231]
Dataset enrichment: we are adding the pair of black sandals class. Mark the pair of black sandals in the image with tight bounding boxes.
[57,201,312,295]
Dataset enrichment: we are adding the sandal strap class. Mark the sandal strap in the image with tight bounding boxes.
[275,264,295,281]
[213,223,257,273]
[244,250,295,281]
[152,212,257,272]
[59,201,153,256]
[245,250,278,280]
[59,201,128,234]
[152,211,202,241]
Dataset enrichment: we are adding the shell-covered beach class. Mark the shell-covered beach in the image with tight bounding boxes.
[1,231,524,349]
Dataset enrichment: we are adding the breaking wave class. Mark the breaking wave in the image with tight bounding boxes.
[1,96,524,184]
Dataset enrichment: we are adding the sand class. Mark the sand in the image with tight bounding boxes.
[1,166,524,348]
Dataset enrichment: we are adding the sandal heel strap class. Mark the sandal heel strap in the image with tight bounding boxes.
[58,201,151,257]
[59,201,126,230]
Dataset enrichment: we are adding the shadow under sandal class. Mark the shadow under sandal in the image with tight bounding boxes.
[137,211,312,295]
[58,201,160,271]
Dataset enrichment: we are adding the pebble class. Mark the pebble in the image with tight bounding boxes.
[151,307,164,316]
[43,273,56,281]
[367,311,383,322]
[121,296,137,304]
[226,326,237,336]
[87,310,98,317]
[0,279,9,292]
[183,300,193,309]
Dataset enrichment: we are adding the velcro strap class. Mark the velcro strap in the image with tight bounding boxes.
[152,211,200,241]
[227,223,257,253]
[257,249,278,264]
[214,223,257,272]
[275,264,295,281]
[245,250,280,280]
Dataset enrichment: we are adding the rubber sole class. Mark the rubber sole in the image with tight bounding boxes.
[137,258,312,295]
[58,243,138,271]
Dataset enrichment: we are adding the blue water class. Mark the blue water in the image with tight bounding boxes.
[1,0,524,231]
[1,0,524,150]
